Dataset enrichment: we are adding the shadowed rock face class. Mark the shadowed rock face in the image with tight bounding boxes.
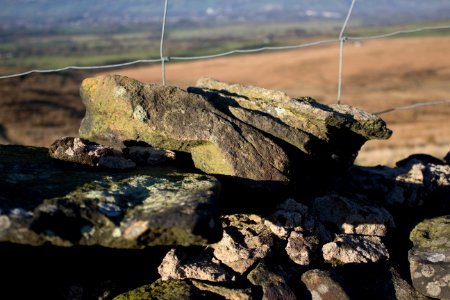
[0,145,222,248]
[79,75,391,183]
[79,75,290,182]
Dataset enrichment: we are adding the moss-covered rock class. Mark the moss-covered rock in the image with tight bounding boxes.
[0,145,222,248]
[192,77,392,168]
[409,216,450,299]
[79,75,290,182]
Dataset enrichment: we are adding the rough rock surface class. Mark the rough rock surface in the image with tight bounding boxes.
[247,263,296,300]
[158,248,235,283]
[113,279,211,300]
[311,193,395,236]
[0,145,221,247]
[264,198,311,239]
[409,216,450,299]
[322,234,390,264]
[79,74,290,182]
[191,281,252,300]
[285,231,319,266]
[192,77,391,168]
[301,269,350,300]
[211,214,275,274]
[79,75,391,182]
[49,136,136,169]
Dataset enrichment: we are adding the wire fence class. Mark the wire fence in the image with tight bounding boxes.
[0,0,450,115]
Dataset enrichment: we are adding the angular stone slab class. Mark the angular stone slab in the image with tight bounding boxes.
[0,145,222,248]
[192,77,392,166]
[79,75,290,182]
[322,234,389,265]
[409,216,450,299]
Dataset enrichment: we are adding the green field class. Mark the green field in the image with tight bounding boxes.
[1,20,449,70]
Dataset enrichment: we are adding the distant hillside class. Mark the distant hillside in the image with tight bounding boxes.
[1,0,450,30]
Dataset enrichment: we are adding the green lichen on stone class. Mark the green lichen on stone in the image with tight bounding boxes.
[133,104,148,122]
[190,143,235,176]
[410,216,450,249]
[113,279,204,300]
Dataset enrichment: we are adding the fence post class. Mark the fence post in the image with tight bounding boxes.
[160,0,169,85]
[337,0,357,104]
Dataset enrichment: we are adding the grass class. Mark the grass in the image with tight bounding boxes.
[1,20,448,70]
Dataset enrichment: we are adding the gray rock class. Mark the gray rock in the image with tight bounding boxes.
[247,263,296,300]
[123,145,176,166]
[211,214,275,274]
[49,136,136,169]
[191,281,252,300]
[79,75,290,182]
[322,234,390,265]
[0,145,221,247]
[386,159,450,207]
[409,216,450,299]
[264,198,310,239]
[389,268,429,300]
[301,269,350,300]
[311,193,395,236]
[285,231,319,266]
[158,248,235,283]
[192,77,391,167]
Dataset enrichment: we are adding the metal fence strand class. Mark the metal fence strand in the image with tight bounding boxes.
[0,59,162,80]
[374,99,450,115]
[347,25,450,41]
[337,0,357,104]
[0,2,449,118]
[160,0,169,85]
[170,39,340,61]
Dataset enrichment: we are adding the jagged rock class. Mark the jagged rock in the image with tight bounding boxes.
[285,231,319,266]
[387,159,450,207]
[264,198,310,239]
[158,248,235,283]
[113,279,212,300]
[79,75,290,182]
[389,268,429,300]
[396,154,444,168]
[311,193,395,236]
[123,146,176,166]
[211,214,275,274]
[247,263,296,300]
[322,235,389,265]
[192,77,391,167]
[191,281,252,300]
[0,145,221,247]
[409,216,450,299]
[49,136,136,169]
[301,269,350,300]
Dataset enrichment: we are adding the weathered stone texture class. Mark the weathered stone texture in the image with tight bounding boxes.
[79,75,290,182]
[211,214,275,274]
[0,145,222,248]
[409,216,450,299]
[301,269,350,300]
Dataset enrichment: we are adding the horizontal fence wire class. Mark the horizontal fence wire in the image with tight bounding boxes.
[374,99,450,115]
[0,1,449,114]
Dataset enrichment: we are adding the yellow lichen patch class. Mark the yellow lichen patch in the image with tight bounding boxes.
[190,143,235,176]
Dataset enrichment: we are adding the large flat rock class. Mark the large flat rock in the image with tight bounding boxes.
[79,75,290,182]
[0,145,222,248]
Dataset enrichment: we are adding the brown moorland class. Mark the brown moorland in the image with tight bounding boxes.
[0,36,449,166]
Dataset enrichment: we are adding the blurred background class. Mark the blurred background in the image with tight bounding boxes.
[0,0,449,166]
